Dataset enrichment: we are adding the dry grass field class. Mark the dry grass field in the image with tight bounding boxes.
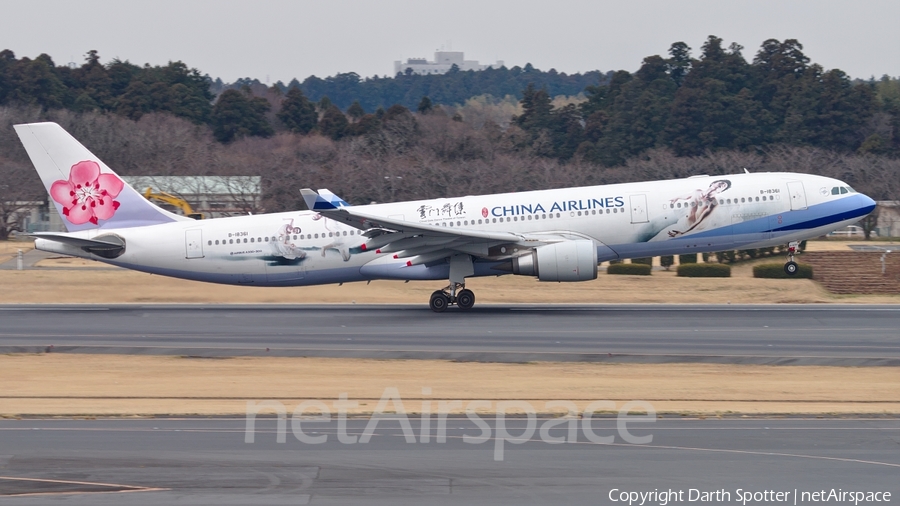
[2,239,897,418]
[1,355,897,417]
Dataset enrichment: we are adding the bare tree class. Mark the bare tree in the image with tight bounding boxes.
[0,157,45,240]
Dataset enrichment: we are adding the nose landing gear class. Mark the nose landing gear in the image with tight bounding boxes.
[784,241,800,275]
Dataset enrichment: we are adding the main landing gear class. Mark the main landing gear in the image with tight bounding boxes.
[429,284,475,312]
[784,241,800,276]
[429,254,476,312]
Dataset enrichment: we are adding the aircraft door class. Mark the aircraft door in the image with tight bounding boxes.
[629,195,649,224]
[185,229,204,259]
[787,181,808,211]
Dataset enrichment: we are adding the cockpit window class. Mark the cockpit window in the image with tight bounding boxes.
[840,187,848,194]
[846,186,856,193]
[831,187,840,195]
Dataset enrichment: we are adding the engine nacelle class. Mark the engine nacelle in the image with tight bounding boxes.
[509,240,598,282]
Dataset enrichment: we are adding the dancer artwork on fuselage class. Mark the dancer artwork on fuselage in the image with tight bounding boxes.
[14,122,877,311]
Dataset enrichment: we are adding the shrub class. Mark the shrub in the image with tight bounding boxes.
[631,257,653,265]
[677,263,731,277]
[679,253,698,264]
[659,255,675,270]
[607,263,652,275]
[753,263,813,279]
[742,248,759,258]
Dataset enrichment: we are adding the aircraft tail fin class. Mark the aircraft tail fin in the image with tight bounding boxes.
[301,188,350,211]
[14,122,188,232]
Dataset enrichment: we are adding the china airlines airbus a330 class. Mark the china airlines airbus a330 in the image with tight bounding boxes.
[16,122,876,311]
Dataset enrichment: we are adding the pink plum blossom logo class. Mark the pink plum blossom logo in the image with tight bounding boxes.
[50,161,124,225]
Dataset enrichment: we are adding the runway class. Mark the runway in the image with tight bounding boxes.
[0,417,897,505]
[0,304,898,365]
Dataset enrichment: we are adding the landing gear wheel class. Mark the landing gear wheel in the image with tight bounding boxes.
[429,291,450,312]
[784,261,799,276]
[456,289,475,310]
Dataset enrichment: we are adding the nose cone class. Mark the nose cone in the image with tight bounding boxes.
[860,193,877,214]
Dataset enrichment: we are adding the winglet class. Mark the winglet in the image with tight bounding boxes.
[300,188,350,211]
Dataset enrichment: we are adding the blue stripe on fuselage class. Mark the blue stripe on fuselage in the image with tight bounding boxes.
[686,194,874,240]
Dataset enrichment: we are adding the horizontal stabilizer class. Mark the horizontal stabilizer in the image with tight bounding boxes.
[32,232,125,258]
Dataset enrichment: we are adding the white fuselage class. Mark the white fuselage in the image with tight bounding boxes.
[35,172,875,286]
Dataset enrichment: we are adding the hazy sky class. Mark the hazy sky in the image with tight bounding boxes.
[2,0,898,84]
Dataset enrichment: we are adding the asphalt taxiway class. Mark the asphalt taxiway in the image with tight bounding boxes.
[0,417,897,505]
[0,304,898,365]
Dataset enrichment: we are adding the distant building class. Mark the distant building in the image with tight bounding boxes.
[124,176,262,218]
[394,51,504,76]
[875,201,900,237]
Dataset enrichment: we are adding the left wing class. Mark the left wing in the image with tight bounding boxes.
[301,189,552,265]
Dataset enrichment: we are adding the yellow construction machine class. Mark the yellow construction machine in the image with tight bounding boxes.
[142,188,204,220]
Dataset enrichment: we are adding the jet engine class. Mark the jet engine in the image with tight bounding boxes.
[508,240,598,281]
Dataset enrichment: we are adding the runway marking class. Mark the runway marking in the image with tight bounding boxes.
[591,442,900,469]
[380,430,900,469]
[0,476,167,497]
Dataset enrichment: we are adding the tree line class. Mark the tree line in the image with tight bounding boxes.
[3,37,897,162]
[511,37,900,163]
[213,64,610,112]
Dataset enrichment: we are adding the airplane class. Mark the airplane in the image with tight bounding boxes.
[15,122,877,312]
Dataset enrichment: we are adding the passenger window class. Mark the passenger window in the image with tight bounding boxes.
[577,211,582,216]
[492,218,497,223]
[243,238,248,243]
[207,240,212,246]
[542,214,547,219]
[215,240,219,245]
[250,238,255,243]
[343,231,347,236]
[755,197,759,202]
[457,221,461,226]
[606,209,610,214]
[719,199,724,204]
[229,239,233,244]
